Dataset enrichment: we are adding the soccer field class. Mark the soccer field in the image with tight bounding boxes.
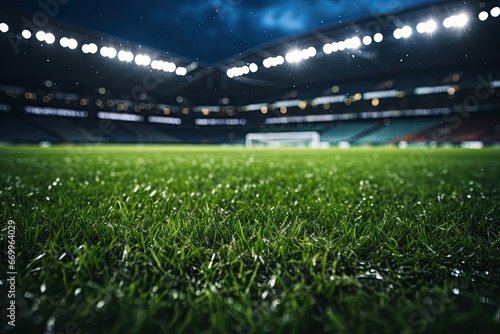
[1,145,499,333]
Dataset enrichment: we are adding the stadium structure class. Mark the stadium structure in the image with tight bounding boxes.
[0,0,499,147]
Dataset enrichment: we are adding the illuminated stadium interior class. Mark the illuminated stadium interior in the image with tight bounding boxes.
[0,0,499,145]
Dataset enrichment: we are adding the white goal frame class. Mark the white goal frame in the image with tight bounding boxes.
[245,131,321,148]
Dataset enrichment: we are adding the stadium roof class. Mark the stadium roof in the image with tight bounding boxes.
[0,0,499,108]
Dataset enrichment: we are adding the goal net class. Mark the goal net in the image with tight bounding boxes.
[245,131,321,148]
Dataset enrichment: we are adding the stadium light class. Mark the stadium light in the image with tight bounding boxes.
[492,7,500,18]
[35,30,46,42]
[135,54,151,66]
[286,50,302,63]
[394,26,412,39]
[478,11,489,21]
[0,23,9,33]
[22,29,31,39]
[323,43,333,54]
[345,37,361,49]
[45,33,55,44]
[60,37,69,47]
[176,67,187,76]
[68,38,78,50]
[443,14,468,28]
[100,46,109,57]
[163,62,176,72]
[263,55,284,68]
[373,33,384,43]
[362,36,372,46]
[87,43,98,54]
[249,63,258,73]
[416,20,437,34]
[118,50,134,62]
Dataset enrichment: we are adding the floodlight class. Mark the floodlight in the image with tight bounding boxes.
[68,38,78,50]
[492,7,500,18]
[401,26,412,38]
[36,30,46,42]
[45,33,55,44]
[163,62,176,72]
[22,29,31,39]
[0,23,9,33]
[323,43,332,54]
[107,47,117,59]
[374,33,384,43]
[478,11,488,21]
[286,50,302,63]
[417,20,437,33]
[88,43,98,54]
[362,36,372,45]
[100,47,109,57]
[443,13,468,28]
[176,67,187,76]
[60,37,69,47]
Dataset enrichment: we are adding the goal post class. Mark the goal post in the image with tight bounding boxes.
[245,131,321,148]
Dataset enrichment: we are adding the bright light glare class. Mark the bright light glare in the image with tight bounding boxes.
[374,33,384,43]
[0,23,9,33]
[36,30,46,42]
[118,50,134,62]
[443,14,468,28]
[401,26,412,38]
[88,43,98,54]
[394,26,412,39]
[263,55,284,68]
[362,36,372,46]
[22,29,32,39]
[45,33,55,44]
[176,67,187,76]
[135,54,151,66]
[68,38,78,50]
[478,11,488,21]
[100,47,109,57]
[323,43,332,54]
[107,47,117,58]
[249,63,258,73]
[416,20,437,33]
[491,7,500,18]
[163,62,176,72]
[286,50,302,63]
[60,37,69,47]
[345,37,361,49]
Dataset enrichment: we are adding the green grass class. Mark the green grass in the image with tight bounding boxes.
[1,145,499,333]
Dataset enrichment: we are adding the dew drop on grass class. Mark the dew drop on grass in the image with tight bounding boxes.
[451,268,464,277]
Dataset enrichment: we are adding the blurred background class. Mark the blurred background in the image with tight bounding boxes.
[0,0,499,147]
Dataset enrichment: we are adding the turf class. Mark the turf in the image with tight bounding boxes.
[1,145,499,333]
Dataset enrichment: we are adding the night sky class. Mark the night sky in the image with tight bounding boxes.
[4,0,442,63]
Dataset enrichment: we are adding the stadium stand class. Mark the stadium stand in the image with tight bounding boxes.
[321,122,378,144]
[354,119,442,145]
